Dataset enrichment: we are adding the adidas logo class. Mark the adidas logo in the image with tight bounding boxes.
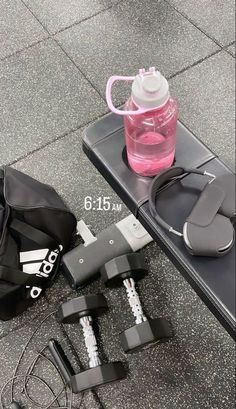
[20,245,62,299]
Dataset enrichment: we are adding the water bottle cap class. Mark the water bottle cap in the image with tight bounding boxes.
[132,67,170,109]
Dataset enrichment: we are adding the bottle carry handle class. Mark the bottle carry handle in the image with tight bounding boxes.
[106,76,149,116]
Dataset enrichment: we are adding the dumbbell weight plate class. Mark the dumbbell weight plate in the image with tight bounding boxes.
[57,294,108,323]
[120,318,174,353]
[70,362,126,393]
[101,253,148,287]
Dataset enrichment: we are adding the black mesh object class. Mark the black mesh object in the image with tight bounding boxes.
[0,166,76,321]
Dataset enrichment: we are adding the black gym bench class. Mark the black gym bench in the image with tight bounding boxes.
[83,112,236,340]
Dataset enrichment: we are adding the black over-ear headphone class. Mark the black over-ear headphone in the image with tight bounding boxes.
[149,166,235,257]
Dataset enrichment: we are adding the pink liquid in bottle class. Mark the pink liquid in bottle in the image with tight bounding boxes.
[124,97,177,176]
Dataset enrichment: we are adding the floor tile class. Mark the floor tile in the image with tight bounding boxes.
[0,0,47,60]
[0,39,107,165]
[227,43,235,57]
[55,0,219,106]
[170,51,235,170]
[167,0,235,46]
[24,0,121,34]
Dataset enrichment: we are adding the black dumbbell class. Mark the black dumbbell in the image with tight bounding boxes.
[101,253,174,353]
[50,294,126,393]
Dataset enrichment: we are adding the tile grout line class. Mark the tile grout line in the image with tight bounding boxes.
[1,0,126,65]
[222,41,235,58]
[167,48,222,80]
[52,37,106,101]
[19,0,125,38]
[19,0,107,101]
[226,51,235,58]
[225,50,235,58]
[6,109,109,167]
[163,0,227,50]
[7,128,83,166]
[51,0,126,36]
[222,40,236,49]
[19,0,56,33]
[0,37,50,63]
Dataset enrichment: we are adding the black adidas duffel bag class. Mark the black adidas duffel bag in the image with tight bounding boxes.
[0,166,76,321]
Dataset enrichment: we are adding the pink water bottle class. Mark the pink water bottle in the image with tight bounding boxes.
[106,67,178,177]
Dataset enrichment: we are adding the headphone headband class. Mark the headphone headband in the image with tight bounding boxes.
[148,166,216,236]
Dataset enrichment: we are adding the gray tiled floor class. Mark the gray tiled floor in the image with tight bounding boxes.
[0,0,47,59]
[170,51,235,170]
[55,0,219,105]
[23,0,121,34]
[0,0,235,408]
[227,42,235,57]
[0,39,107,165]
[167,0,235,46]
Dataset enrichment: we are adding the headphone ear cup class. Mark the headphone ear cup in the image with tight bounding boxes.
[211,174,236,222]
[183,182,235,257]
[183,214,235,257]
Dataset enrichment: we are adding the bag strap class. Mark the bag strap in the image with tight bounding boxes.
[10,219,59,250]
[0,265,47,287]
[0,220,60,287]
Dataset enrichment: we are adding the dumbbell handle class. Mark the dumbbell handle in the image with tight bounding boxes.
[123,278,147,325]
[48,339,75,385]
[80,316,101,368]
